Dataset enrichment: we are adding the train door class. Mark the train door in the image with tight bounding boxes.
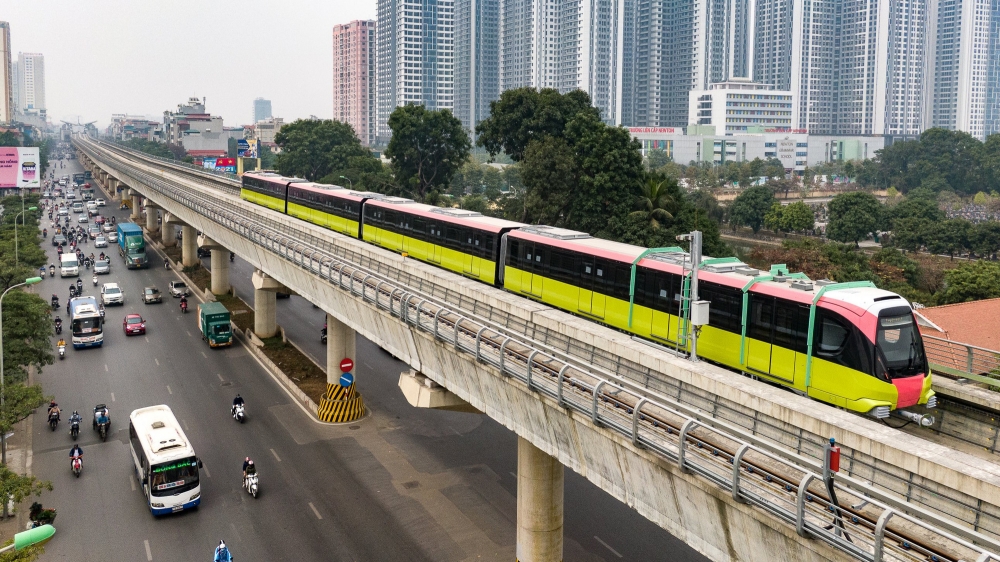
[746,294,774,375]
[428,223,443,263]
[649,272,672,342]
[463,232,482,278]
[590,261,607,319]
[578,259,595,314]
[528,245,544,296]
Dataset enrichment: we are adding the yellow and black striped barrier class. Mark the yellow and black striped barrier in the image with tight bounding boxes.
[317,382,366,423]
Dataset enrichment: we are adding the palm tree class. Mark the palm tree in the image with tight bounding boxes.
[631,176,677,229]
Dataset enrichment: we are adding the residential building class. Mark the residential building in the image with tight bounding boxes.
[454,0,499,132]
[17,53,44,112]
[0,22,11,124]
[162,97,227,157]
[924,0,992,139]
[253,98,272,123]
[499,0,624,124]
[107,114,163,142]
[375,0,455,145]
[333,20,377,146]
[986,1,1000,136]
[255,117,284,145]
[9,61,16,118]
[687,79,794,135]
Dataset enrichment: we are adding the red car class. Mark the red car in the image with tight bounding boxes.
[123,314,146,335]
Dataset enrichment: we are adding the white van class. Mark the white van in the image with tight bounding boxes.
[60,253,80,277]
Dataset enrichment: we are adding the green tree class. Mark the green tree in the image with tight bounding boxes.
[386,105,471,202]
[630,175,677,229]
[0,291,53,385]
[0,463,51,524]
[924,218,971,259]
[889,217,933,252]
[728,186,776,233]
[274,119,364,181]
[0,383,47,465]
[475,87,600,161]
[689,189,725,224]
[970,221,1000,258]
[645,149,670,171]
[937,260,1000,303]
[826,191,883,246]
[765,201,815,233]
[520,136,577,225]
[889,193,944,227]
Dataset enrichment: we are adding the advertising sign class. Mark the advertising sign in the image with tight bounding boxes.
[628,127,677,134]
[0,147,41,189]
[777,139,797,169]
[215,158,236,173]
[202,158,218,170]
[237,139,259,158]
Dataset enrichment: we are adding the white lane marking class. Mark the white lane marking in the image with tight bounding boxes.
[203,466,211,478]
[202,351,207,358]
[166,385,172,395]
[144,539,152,561]
[216,373,224,382]
[187,330,192,337]
[105,364,109,372]
[144,336,149,343]
[181,419,188,430]
[309,502,323,520]
[130,476,136,492]
[111,392,116,402]
[270,448,281,462]
[154,358,159,366]
[594,536,623,558]
[364,362,374,371]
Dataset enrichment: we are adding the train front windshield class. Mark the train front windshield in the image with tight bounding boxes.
[875,313,926,379]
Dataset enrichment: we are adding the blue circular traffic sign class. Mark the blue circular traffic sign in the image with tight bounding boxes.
[339,372,354,387]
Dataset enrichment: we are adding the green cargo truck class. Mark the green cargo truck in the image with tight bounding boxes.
[197,302,233,347]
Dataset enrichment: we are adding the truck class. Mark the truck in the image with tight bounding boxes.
[117,222,148,269]
[197,302,233,347]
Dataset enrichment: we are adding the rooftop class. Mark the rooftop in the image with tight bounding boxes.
[915,298,1000,352]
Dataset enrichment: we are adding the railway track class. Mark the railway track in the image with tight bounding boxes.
[80,137,1000,562]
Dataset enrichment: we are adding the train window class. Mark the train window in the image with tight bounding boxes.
[748,294,774,343]
[817,316,848,352]
[548,250,575,284]
[507,239,520,268]
[773,301,809,353]
[815,311,871,374]
[700,282,741,333]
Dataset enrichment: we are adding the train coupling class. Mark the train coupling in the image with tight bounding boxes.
[894,409,935,427]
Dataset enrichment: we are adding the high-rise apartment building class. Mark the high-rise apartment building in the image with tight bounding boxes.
[17,52,44,112]
[0,22,11,124]
[454,0,500,132]
[253,98,272,123]
[985,0,1000,136]
[498,0,624,124]
[924,0,992,139]
[333,21,377,146]
[375,0,455,145]
[10,61,18,114]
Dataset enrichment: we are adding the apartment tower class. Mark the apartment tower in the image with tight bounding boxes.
[333,20,377,146]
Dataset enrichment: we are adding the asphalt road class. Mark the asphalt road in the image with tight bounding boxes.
[29,156,708,561]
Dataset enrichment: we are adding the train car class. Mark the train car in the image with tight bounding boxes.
[501,225,935,418]
[286,181,368,239]
[241,172,305,213]
[362,198,524,285]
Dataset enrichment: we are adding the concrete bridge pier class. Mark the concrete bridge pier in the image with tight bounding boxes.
[106,177,117,198]
[130,192,142,221]
[162,213,182,247]
[251,269,295,338]
[144,202,161,234]
[319,314,365,423]
[197,234,229,294]
[517,437,564,562]
[181,226,198,267]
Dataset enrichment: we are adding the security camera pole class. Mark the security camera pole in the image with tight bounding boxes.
[676,231,703,362]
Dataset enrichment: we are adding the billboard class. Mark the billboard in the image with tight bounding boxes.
[216,158,236,173]
[0,147,41,189]
[237,139,259,158]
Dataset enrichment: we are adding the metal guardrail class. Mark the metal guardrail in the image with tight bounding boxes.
[78,137,1000,561]
[925,335,1000,384]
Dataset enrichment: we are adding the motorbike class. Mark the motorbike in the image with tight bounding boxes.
[230,252,235,263]
[92,275,98,286]
[180,300,188,313]
[70,419,80,440]
[98,421,108,441]
[84,260,90,271]
[75,279,83,293]
[69,286,77,299]
[244,472,258,498]
[99,305,105,319]
[58,344,65,360]
[321,324,327,344]
[49,265,55,277]
[233,403,245,423]
[39,266,46,277]
[51,295,59,310]
[48,411,59,431]
[71,455,82,478]
[54,318,62,334]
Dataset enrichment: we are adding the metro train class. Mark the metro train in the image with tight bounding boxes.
[241,172,936,421]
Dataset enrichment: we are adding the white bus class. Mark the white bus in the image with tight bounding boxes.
[60,253,79,277]
[68,296,103,348]
[128,405,202,515]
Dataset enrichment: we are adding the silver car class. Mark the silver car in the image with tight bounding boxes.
[107,231,118,243]
[94,259,110,274]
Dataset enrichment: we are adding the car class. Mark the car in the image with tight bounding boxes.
[94,215,105,225]
[94,259,110,274]
[77,214,88,224]
[89,225,100,239]
[86,201,98,210]
[102,223,115,233]
[123,314,146,335]
[168,281,190,298]
[196,247,212,258]
[142,287,162,304]
[95,198,106,207]
[83,183,92,188]
[65,192,75,200]
[95,236,108,248]
[57,208,68,217]
[107,231,118,243]
[51,234,67,246]
[101,283,124,305]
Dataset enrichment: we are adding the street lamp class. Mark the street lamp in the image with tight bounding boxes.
[14,206,38,266]
[339,176,353,190]
[0,277,43,464]
[0,524,56,553]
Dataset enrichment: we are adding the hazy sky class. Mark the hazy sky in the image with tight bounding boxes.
[4,1,376,127]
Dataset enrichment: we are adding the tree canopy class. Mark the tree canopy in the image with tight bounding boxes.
[728,186,775,233]
[386,105,471,202]
[826,191,883,245]
[274,119,373,182]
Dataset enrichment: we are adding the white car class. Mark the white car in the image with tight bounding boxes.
[95,198,106,207]
[103,223,115,233]
[101,283,124,305]
[86,201,98,210]
[95,235,108,248]
[65,191,75,200]
[57,207,69,217]
[107,231,118,243]
[77,214,88,224]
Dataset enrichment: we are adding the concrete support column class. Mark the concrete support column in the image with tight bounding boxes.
[326,314,356,384]
[318,313,365,423]
[210,248,230,295]
[254,289,277,338]
[181,226,198,267]
[145,204,159,233]
[162,223,177,247]
[130,193,141,221]
[517,437,564,562]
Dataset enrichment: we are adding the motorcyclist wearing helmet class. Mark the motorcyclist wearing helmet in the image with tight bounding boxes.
[214,540,232,562]
[232,394,244,416]
[47,401,61,422]
[69,411,82,426]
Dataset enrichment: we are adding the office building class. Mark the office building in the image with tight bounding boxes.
[333,20,377,146]
[924,0,992,139]
[0,22,11,124]
[8,61,16,120]
[255,117,285,145]
[688,79,794,134]
[376,0,455,145]
[163,97,227,157]
[253,98,272,123]
[499,0,624,124]
[454,0,499,132]
[17,53,44,112]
